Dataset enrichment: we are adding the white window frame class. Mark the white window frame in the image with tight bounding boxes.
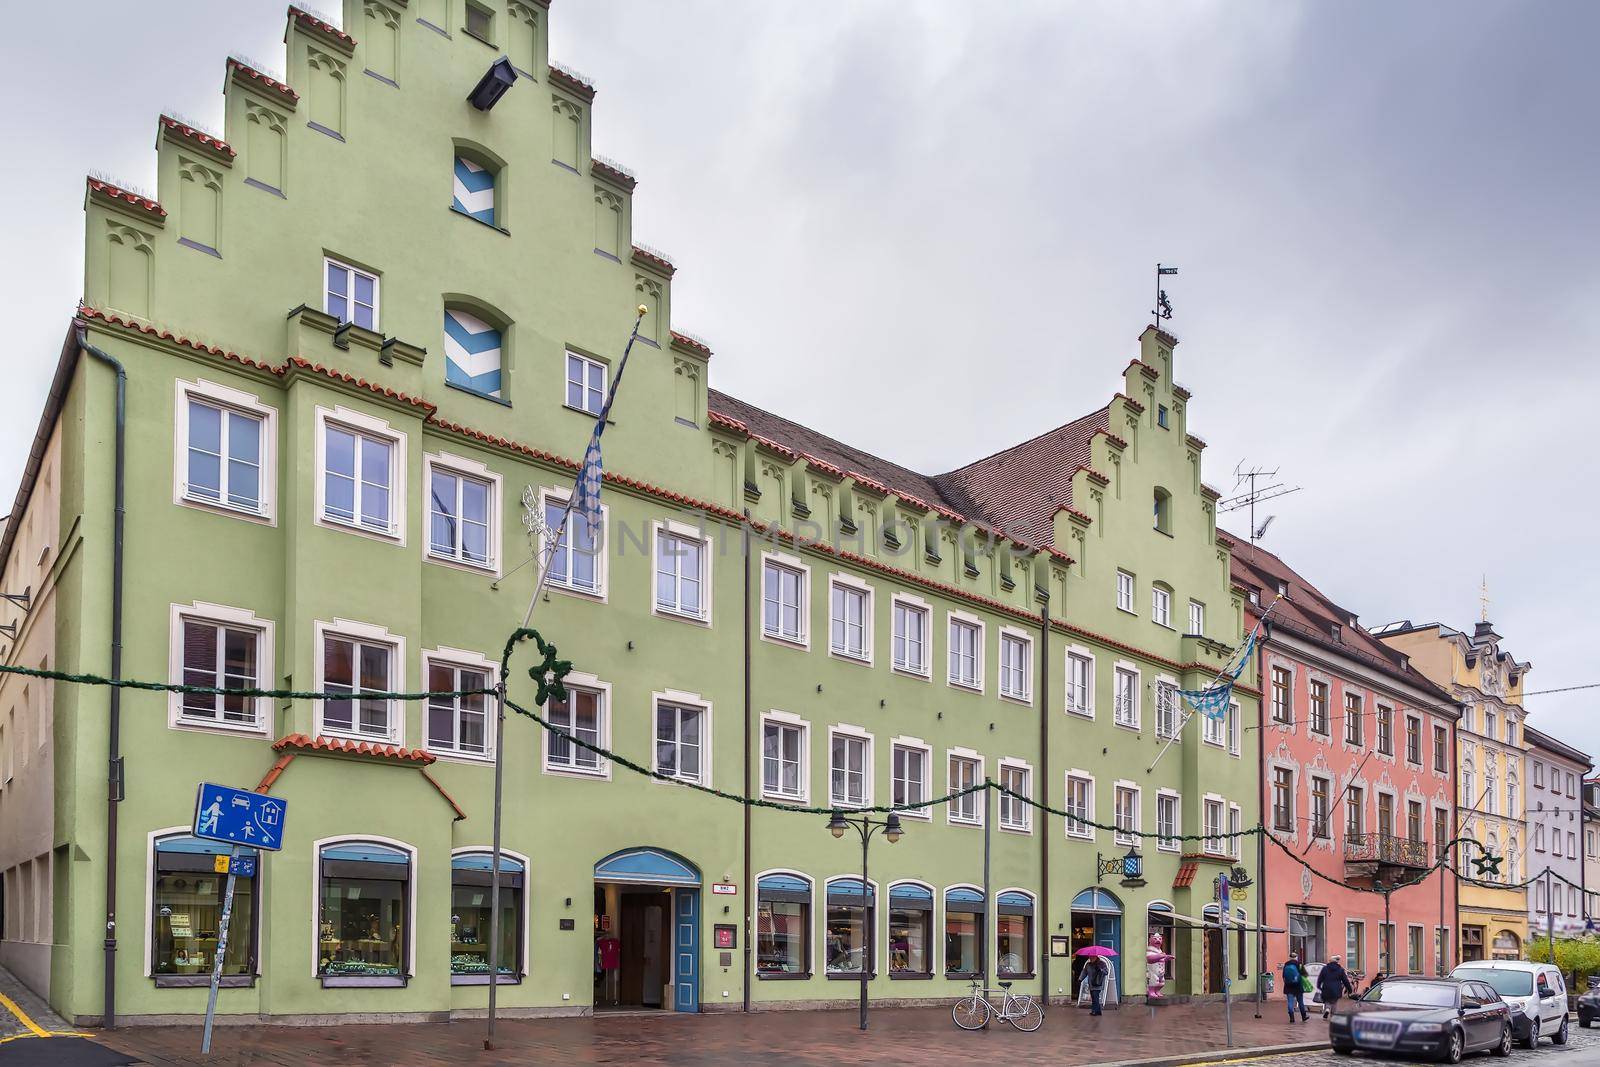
[760,552,810,649]
[1151,585,1172,628]
[650,519,713,624]
[946,612,984,692]
[421,646,498,764]
[167,601,274,736]
[314,405,406,544]
[828,724,874,810]
[759,710,809,803]
[538,485,606,599]
[1228,700,1242,756]
[890,593,931,679]
[1156,789,1180,853]
[541,670,612,779]
[1228,803,1243,859]
[827,573,874,664]
[1113,661,1141,730]
[313,617,404,744]
[997,758,1033,833]
[173,378,278,524]
[425,451,503,576]
[1116,570,1136,613]
[1064,770,1096,840]
[1308,772,1333,840]
[1154,675,1180,739]
[889,736,933,819]
[1065,645,1095,719]
[1113,780,1141,846]
[563,350,608,416]
[998,628,1033,704]
[650,689,713,786]
[1404,712,1424,766]
[948,750,984,827]
[1203,794,1226,855]
[322,256,380,331]
[1203,696,1225,747]
[1187,599,1205,637]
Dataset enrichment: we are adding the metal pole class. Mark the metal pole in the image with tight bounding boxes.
[485,685,507,1050]
[983,779,993,1003]
[860,823,870,1031]
[1548,868,1556,963]
[1254,825,1264,1018]
[201,845,240,1055]
[1221,873,1232,1047]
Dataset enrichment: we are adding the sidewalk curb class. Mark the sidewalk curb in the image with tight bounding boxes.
[1090,1039,1329,1067]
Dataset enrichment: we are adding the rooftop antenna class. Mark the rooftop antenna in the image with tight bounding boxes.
[1153,263,1178,331]
[1218,461,1301,546]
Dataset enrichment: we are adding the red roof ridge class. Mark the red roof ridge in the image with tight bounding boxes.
[288,5,357,51]
[272,732,436,764]
[1127,359,1160,380]
[160,115,237,159]
[549,63,597,101]
[286,356,437,412]
[79,305,280,373]
[86,177,167,219]
[590,157,636,191]
[227,57,300,102]
[707,409,748,435]
[670,330,712,358]
[631,244,676,276]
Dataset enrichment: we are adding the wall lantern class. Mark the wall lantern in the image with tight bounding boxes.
[468,57,518,111]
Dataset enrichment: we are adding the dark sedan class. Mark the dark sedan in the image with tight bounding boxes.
[1329,976,1513,1063]
[1579,982,1600,1028]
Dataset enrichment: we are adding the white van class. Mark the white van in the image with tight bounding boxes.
[1450,960,1570,1047]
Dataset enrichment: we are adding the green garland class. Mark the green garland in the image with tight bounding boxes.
[0,659,494,702]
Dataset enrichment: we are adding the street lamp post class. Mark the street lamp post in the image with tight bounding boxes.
[827,809,904,1031]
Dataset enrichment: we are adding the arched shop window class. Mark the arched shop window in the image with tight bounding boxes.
[997,890,1035,978]
[450,851,524,982]
[152,834,258,984]
[318,840,411,985]
[945,887,985,977]
[825,877,875,977]
[756,873,811,978]
[888,882,933,978]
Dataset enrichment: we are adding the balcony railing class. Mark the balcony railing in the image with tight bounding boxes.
[1345,833,1431,869]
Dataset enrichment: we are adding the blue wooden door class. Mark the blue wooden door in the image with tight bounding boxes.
[1096,915,1122,991]
[674,888,699,1012]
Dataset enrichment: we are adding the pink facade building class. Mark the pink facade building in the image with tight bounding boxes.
[1233,547,1460,989]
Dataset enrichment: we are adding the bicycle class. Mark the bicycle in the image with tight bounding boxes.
[951,978,1044,1031]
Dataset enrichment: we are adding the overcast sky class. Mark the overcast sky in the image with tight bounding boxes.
[2,2,1595,753]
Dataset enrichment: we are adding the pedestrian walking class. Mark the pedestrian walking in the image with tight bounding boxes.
[1281,952,1310,1023]
[1085,955,1109,1017]
[1317,953,1355,1019]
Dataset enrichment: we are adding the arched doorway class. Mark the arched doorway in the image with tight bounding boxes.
[1146,901,1180,998]
[1070,888,1123,998]
[593,848,701,1012]
[1491,930,1520,961]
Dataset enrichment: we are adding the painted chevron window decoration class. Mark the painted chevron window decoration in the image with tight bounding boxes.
[444,308,503,398]
[452,156,496,225]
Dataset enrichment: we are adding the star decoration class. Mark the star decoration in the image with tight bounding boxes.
[1472,850,1502,878]
[501,627,574,707]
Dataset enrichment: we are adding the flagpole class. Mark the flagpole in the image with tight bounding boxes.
[485,304,646,1050]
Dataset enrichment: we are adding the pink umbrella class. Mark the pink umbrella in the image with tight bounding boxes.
[1076,945,1118,957]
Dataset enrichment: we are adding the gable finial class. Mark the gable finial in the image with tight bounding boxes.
[1480,573,1490,623]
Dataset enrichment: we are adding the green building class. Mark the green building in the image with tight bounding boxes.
[0,1,1261,1026]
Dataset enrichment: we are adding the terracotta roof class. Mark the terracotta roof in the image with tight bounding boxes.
[272,733,436,764]
[85,177,167,222]
[288,5,356,53]
[160,115,236,161]
[590,158,637,192]
[631,245,675,276]
[227,57,300,104]
[1173,860,1199,889]
[549,63,596,101]
[670,330,712,358]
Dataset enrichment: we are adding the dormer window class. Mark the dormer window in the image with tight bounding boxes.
[1277,580,1288,596]
[1329,623,1341,642]
[452,153,498,226]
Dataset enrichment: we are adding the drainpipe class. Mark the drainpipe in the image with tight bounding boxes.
[1037,592,1050,1006]
[1254,619,1268,1016]
[79,327,126,1030]
[741,508,752,1013]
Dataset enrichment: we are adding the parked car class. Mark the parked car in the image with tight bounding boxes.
[1450,960,1571,1047]
[1330,976,1512,1063]
[1577,979,1600,1028]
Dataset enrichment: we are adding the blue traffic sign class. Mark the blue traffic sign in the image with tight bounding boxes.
[230,854,257,877]
[193,783,287,851]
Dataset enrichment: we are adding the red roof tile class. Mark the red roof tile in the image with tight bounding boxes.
[227,57,300,103]
[288,5,357,52]
[670,330,712,358]
[631,245,675,276]
[273,732,436,764]
[549,64,597,101]
[160,115,236,159]
[590,158,637,191]
[1173,860,1199,889]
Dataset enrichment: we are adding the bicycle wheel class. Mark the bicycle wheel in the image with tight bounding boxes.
[952,994,991,1030]
[1006,996,1044,1032]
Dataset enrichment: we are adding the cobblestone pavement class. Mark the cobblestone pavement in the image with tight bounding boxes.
[1203,1018,1600,1066]
[0,962,75,1040]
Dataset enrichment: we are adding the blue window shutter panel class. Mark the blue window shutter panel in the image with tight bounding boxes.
[452,156,496,225]
[443,308,503,397]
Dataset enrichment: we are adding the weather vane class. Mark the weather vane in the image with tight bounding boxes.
[1154,263,1178,328]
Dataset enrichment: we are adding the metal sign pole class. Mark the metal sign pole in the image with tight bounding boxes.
[1220,872,1233,1048]
[200,845,240,1055]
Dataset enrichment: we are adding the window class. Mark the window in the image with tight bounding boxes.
[324,258,377,330]
[545,685,604,774]
[1484,710,1497,740]
[428,465,494,569]
[761,559,806,644]
[464,0,493,40]
[1116,570,1135,612]
[322,420,397,536]
[175,612,266,730]
[999,633,1031,702]
[756,874,810,977]
[562,351,607,415]
[654,527,708,621]
[181,396,264,515]
[542,492,601,594]
[426,658,492,759]
[1157,404,1169,428]
[1344,693,1364,746]
[1188,599,1205,636]
[888,883,932,977]
[1435,808,1450,859]
[996,892,1034,977]
[1229,804,1243,859]
[1204,797,1225,854]
[654,700,706,784]
[999,763,1031,832]
[1535,824,1546,852]
[1407,799,1423,842]
[829,580,871,662]
[1377,792,1395,837]
[1407,926,1424,974]
[1310,776,1331,839]
[1157,792,1180,852]
[152,835,257,982]
[830,731,870,808]
[1114,783,1140,845]
[1435,927,1449,975]
[1433,725,1449,772]
[321,631,397,741]
[1346,920,1365,973]
[1155,680,1179,739]
[1270,666,1293,724]
[1113,666,1139,729]
[1065,773,1094,838]
[450,852,522,980]
[944,889,984,976]
[1288,908,1325,964]
[1377,706,1394,755]
[1203,699,1225,746]
[947,616,981,690]
[1534,761,1545,788]
[1405,715,1422,764]
[452,154,498,226]
[891,598,928,675]
[1272,767,1294,832]
[443,307,504,398]
[949,755,981,825]
[1066,651,1093,717]
[1506,720,1517,746]
[1152,488,1171,534]
[762,719,805,801]
[891,743,928,812]
[824,879,873,976]
[1309,680,1329,735]
[1151,586,1171,627]
[319,841,410,982]
[1228,700,1242,755]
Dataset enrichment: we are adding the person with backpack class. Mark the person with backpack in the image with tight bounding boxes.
[1317,953,1355,1018]
[1084,954,1110,1016]
[1282,952,1310,1022]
